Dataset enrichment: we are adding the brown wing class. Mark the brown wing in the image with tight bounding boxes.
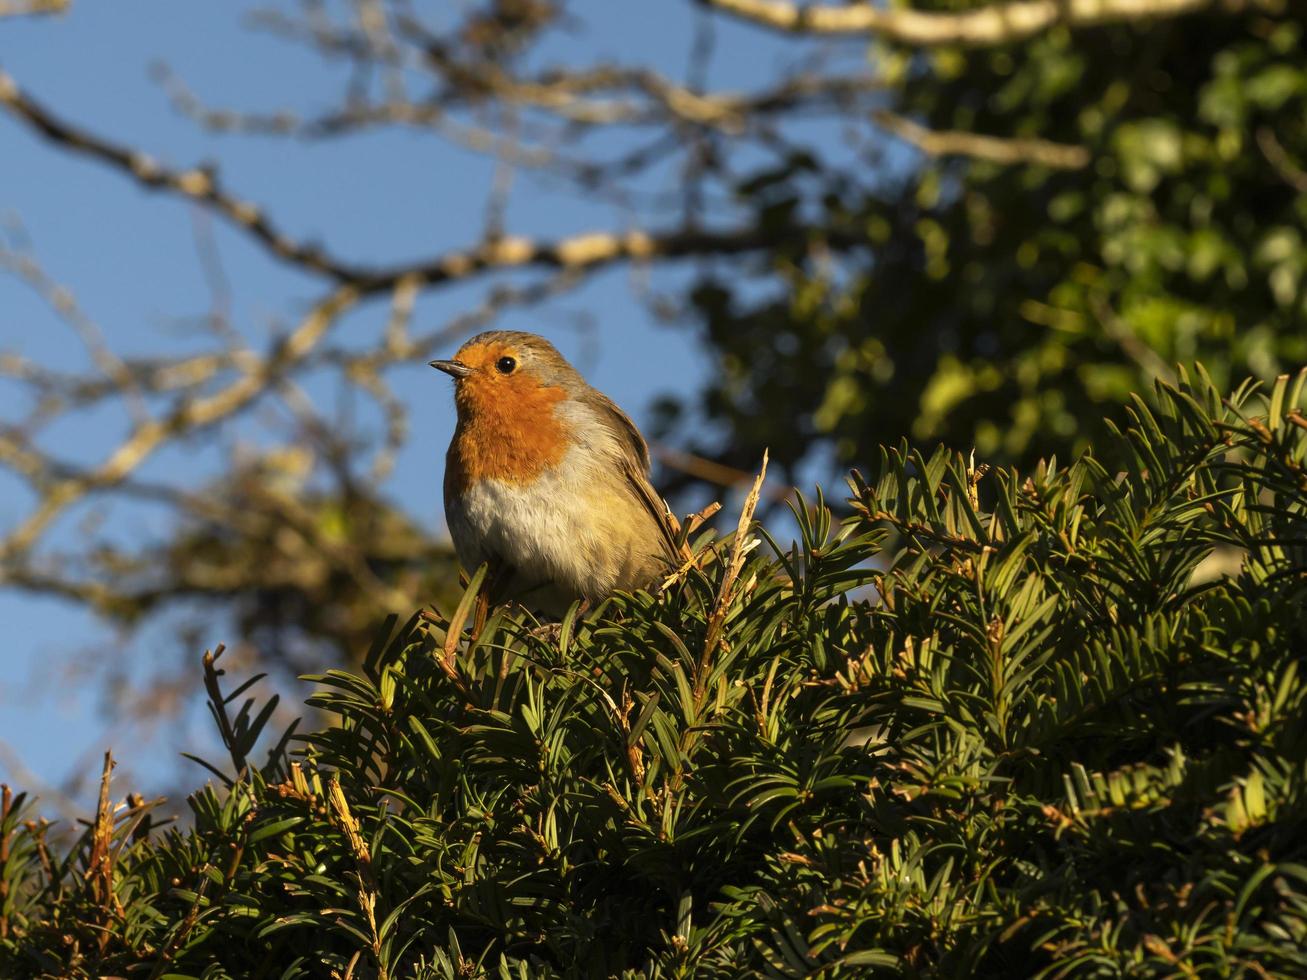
[586,390,682,561]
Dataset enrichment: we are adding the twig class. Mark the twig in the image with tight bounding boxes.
[1088,293,1177,386]
[85,750,124,948]
[0,240,148,422]
[0,740,84,822]
[145,873,210,980]
[0,285,358,559]
[0,66,862,297]
[653,444,792,500]
[700,451,768,685]
[1256,126,1307,194]
[873,109,1089,169]
[326,777,388,980]
[0,68,357,281]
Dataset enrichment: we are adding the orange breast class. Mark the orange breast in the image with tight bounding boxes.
[445,375,570,495]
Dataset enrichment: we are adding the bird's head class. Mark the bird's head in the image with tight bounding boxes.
[431,330,581,423]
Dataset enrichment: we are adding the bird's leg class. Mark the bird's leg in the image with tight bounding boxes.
[525,598,591,644]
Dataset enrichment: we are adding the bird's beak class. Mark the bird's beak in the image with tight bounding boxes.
[430,359,472,379]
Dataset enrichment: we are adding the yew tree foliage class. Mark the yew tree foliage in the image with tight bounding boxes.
[2,370,1306,978]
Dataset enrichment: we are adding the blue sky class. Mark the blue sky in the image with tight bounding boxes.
[0,1,849,811]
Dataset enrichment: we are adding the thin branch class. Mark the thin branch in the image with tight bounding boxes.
[154,64,562,168]
[1,67,851,297]
[653,444,793,501]
[158,60,884,144]
[0,68,357,280]
[701,451,768,684]
[1256,126,1307,194]
[702,0,1238,46]
[0,740,83,822]
[873,109,1090,170]
[0,286,359,559]
[0,241,149,422]
[326,778,388,980]
[1088,292,1177,385]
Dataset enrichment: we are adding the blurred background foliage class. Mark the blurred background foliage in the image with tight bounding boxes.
[672,1,1307,481]
[1,0,1305,737]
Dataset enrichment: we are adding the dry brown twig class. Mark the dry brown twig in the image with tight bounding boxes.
[701,450,769,682]
[85,751,124,934]
[327,777,389,980]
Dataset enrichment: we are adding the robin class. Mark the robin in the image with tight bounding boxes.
[431,330,680,617]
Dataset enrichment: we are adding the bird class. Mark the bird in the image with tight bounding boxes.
[430,330,681,617]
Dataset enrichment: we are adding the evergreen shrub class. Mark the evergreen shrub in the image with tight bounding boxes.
[2,369,1305,977]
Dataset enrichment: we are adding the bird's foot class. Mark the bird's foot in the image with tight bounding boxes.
[523,599,590,644]
[526,621,564,643]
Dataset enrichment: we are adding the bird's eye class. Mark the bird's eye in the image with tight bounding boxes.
[496,356,517,374]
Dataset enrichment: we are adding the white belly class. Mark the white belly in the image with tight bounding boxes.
[446,454,617,602]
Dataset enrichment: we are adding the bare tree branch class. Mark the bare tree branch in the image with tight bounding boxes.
[0,67,363,282]
[0,66,860,298]
[0,285,359,560]
[873,109,1090,169]
[157,60,884,149]
[702,0,1240,46]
